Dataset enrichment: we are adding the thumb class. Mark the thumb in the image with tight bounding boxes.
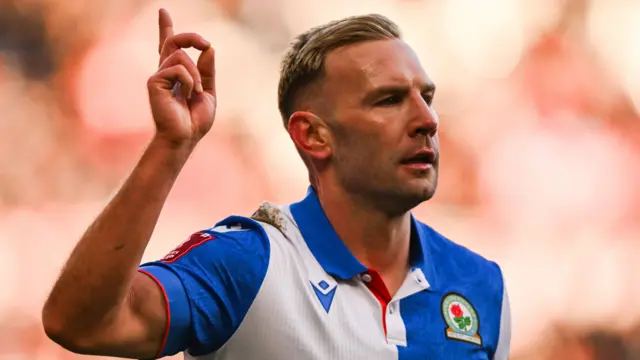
[197,47,215,96]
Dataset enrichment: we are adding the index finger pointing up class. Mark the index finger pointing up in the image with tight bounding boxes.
[158,8,174,55]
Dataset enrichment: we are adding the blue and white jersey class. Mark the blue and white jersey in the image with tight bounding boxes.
[139,187,511,360]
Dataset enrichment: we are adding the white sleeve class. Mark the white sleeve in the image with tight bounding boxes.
[493,283,511,360]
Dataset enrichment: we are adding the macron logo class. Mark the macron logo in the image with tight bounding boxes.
[311,280,337,313]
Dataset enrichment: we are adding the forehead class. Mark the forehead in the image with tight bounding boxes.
[322,39,432,96]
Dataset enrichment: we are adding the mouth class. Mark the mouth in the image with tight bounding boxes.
[400,150,436,171]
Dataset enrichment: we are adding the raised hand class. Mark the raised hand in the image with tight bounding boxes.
[147,8,216,148]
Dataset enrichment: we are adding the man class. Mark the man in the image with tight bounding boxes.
[42,8,511,360]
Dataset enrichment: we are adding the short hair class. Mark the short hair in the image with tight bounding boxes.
[277,14,402,127]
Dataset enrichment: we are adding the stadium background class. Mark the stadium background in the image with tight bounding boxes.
[1,0,640,359]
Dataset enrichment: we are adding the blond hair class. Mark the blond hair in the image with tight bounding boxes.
[277,14,402,126]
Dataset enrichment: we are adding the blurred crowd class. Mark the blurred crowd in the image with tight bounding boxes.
[1,0,639,359]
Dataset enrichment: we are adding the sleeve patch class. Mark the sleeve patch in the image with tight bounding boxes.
[161,232,215,263]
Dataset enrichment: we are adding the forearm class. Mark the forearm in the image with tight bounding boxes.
[43,136,194,334]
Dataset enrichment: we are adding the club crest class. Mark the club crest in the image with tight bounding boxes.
[441,293,482,346]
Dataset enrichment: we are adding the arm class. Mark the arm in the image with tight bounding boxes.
[44,201,270,359]
[138,222,270,358]
[42,9,215,359]
[493,283,512,360]
[42,138,193,359]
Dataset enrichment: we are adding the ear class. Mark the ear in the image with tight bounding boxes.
[287,111,332,161]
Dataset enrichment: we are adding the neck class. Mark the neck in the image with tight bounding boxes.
[315,184,412,274]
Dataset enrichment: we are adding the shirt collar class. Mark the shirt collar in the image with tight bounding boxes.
[290,186,438,289]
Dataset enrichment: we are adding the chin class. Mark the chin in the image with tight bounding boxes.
[403,177,438,205]
[418,186,437,201]
[410,171,438,195]
[377,183,436,215]
[410,185,437,204]
[399,164,437,193]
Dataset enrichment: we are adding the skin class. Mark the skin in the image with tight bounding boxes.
[41,11,439,360]
[42,9,215,359]
[288,39,439,293]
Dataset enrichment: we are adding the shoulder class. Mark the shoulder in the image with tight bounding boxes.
[416,222,510,355]
[417,221,504,293]
[140,215,274,298]
[137,215,275,357]
[157,215,271,265]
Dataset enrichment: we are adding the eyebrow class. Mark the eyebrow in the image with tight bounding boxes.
[363,82,436,104]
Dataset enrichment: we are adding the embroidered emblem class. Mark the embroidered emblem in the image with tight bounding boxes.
[441,293,482,346]
[161,231,214,263]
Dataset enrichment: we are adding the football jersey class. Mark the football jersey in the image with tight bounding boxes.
[139,187,510,360]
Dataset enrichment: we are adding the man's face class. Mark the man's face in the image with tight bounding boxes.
[321,39,439,214]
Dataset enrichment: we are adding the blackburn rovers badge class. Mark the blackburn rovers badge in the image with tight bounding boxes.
[441,293,482,346]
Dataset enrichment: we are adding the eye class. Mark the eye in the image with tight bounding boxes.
[422,92,434,105]
[376,95,403,107]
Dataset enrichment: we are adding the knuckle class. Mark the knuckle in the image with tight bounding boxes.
[177,49,190,60]
[147,73,160,87]
[160,50,188,68]
[177,66,193,80]
[165,33,178,43]
[172,33,191,43]
[152,68,165,78]
[173,50,191,64]
[164,50,180,63]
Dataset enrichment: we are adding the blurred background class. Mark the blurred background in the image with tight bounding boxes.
[0,0,639,359]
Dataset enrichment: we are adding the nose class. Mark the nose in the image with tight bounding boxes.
[407,92,438,138]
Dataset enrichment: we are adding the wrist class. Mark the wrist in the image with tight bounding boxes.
[150,133,198,153]
[143,135,196,174]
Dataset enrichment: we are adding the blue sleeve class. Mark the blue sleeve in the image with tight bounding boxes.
[138,216,270,358]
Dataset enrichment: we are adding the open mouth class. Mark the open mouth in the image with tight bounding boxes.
[400,151,436,170]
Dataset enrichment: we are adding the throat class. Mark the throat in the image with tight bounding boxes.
[376,264,412,297]
[352,232,413,297]
[316,186,415,295]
